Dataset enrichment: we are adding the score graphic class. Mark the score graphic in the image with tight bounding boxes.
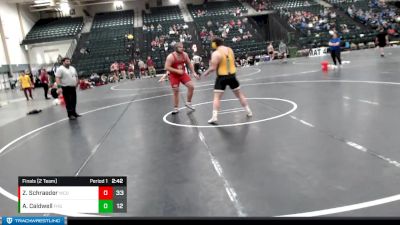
[18,177,127,214]
[98,186,127,213]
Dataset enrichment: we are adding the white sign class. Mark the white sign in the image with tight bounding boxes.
[308,47,328,57]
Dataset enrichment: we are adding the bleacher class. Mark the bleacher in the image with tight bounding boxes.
[140,6,191,72]
[270,0,318,9]
[91,10,134,28]
[244,0,273,12]
[188,1,266,58]
[75,10,134,76]
[327,0,400,36]
[279,4,378,49]
[188,0,247,19]
[143,6,183,24]
[67,1,399,76]
[22,17,83,45]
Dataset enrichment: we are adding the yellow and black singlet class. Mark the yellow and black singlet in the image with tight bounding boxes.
[217,47,236,76]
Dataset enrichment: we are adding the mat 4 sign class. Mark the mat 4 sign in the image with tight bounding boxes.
[308,47,328,57]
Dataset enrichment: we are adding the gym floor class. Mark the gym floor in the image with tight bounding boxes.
[1,47,400,217]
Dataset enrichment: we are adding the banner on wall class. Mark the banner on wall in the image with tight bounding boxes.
[308,47,328,57]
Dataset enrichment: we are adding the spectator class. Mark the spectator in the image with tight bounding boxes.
[164,41,169,51]
[237,19,242,27]
[138,59,147,77]
[146,56,156,78]
[119,62,127,80]
[171,40,177,47]
[19,72,34,101]
[278,40,288,63]
[192,54,202,74]
[110,61,119,82]
[267,42,275,61]
[40,68,50,99]
[128,61,135,79]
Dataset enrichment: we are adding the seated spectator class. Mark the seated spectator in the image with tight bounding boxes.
[79,79,91,90]
[237,19,242,27]
[222,31,228,38]
[199,61,206,74]
[230,20,235,27]
[146,56,156,78]
[267,42,275,60]
[388,27,398,36]
[235,7,242,17]
[164,41,169,51]
[169,27,175,35]
[128,61,135,79]
[235,57,241,67]
[247,54,255,66]
[138,59,147,77]
[170,40,177,47]
[246,31,253,38]
[157,24,162,32]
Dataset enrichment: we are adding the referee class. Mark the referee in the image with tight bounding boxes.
[55,57,81,120]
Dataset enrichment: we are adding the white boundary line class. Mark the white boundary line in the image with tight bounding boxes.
[162,98,298,128]
[277,194,400,217]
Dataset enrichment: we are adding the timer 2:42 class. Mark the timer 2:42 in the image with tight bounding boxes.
[112,178,124,184]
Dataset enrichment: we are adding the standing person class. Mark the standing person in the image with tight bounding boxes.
[128,60,135,79]
[18,72,34,101]
[119,62,127,80]
[110,61,119,82]
[267,42,275,61]
[192,54,202,74]
[278,40,288,63]
[40,68,50,99]
[27,70,34,89]
[376,27,389,57]
[138,59,146,77]
[202,37,252,124]
[146,56,156,78]
[163,42,199,114]
[55,57,80,120]
[328,32,342,68]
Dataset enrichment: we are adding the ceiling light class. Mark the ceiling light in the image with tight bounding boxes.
[114,1,123,8]
[60,2,70,12]
[34,0,50,3]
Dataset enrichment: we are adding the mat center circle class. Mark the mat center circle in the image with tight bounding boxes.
[163,97,297,128]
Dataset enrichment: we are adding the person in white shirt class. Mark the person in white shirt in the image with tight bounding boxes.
[267,42,275,61]
[192,54,202,74]
[55,57,80,120]
[278,41,288,63]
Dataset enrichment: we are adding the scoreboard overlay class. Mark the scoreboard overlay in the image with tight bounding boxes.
[18,177,127,214]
